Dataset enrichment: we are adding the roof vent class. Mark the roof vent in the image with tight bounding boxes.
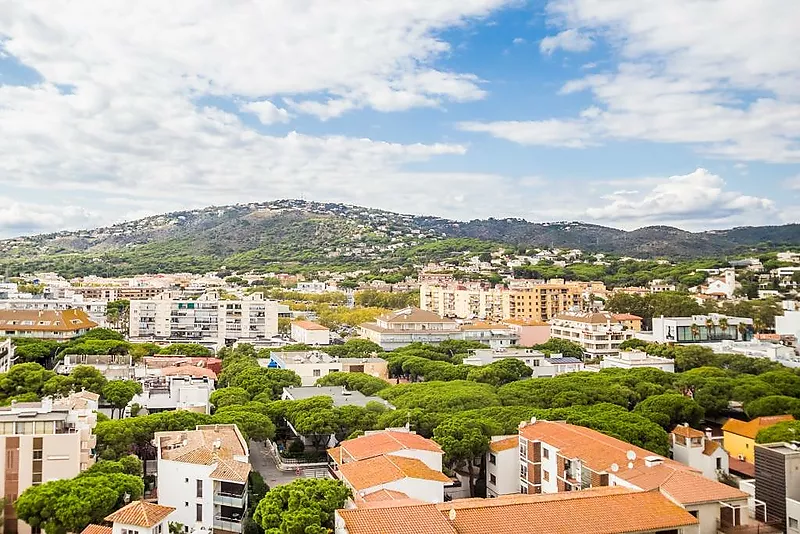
[644,456,663,467]
[448,509,456,521]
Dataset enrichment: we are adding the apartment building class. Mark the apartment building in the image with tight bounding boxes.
[600,350,675,372]
[488,420,751,534]
[755,442,800,532]
[335,486,700,534]
[358,307,520,350]
[549,311,635,358]
[670,425,728,480]
[130,373,215,415]
[0,338,15,373]
[129,292,279,348]
[649,314,753,344]
[72,286,166,301]
[262,351,388,386]
[154,424,250,534]
[329,430,449,504]
[463,348,584,377]
[0,294,108,327]
[1,391,99,534]
[291,320,330,345]
[420,281,582,322]
[0,309,97,340]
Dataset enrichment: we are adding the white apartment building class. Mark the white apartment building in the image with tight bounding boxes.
[549,311,635,358]
[130,373,215,415]
[670,425,728,480]
[129,292,279,348]
[649,314,753,344]
[87,501,176,534]
[154,424,250,534]
[262,350,342,386]
[463,348,584,377]
[0,338,15,373]
[290,320,330,345]
[600,350,675,372]
[296,281,328,293]
[1,391,99,534]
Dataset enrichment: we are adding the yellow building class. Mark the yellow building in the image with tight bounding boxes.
[722,415,794,463]
[612,313,644,332]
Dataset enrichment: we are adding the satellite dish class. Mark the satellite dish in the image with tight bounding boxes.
[530,417,537,424]
[627,462,634,469]
[610,463,619,473]
[626,450,637,461]
[448,509,457,521]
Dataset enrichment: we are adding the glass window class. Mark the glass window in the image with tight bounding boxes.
[196,479,203,498]
[0,422,13,435]
[543,448,550,459]
[33,451,42,460]
[16,422,34,435]
[196,504,203,522]
[313,369,321,377]
[34,421,52,434]
[789,518,798,529]
[489,454,496,465]
[489,474,496,486]
[542,470,550,482]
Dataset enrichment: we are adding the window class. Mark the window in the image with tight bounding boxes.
[716,457,722,470]
[519,444,526,459]
[121,529,139,534]
[542,448,550,459]
[313,369,321,377]
[153,524,163,534]
[489,454,496,465]
[184,502,189,507]
[520,485,528,494]
[33,451,42,460]
[196,479,203,498]
[196,504,203,522]
[542,470,550,482]
[185,478,189,483]
[789,517,798,529]
[489,474,496,486]
[520,465,528,479]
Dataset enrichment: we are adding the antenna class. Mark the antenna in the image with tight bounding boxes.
[626,450,637,461]
[610,463,619,473]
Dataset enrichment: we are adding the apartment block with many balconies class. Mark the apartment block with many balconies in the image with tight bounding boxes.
[549,311,636,358]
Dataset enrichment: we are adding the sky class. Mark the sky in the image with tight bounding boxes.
[0,0,799,238]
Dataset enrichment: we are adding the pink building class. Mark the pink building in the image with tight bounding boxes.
[503,319,550,346]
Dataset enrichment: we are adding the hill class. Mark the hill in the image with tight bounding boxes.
[0,199,798,276]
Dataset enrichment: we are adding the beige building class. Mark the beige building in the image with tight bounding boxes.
[1,391,99,534]
[420,281,583,322]
[549,311,635,358]
[0,309,97,340]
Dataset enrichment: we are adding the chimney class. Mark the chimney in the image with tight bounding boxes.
[705,428,713,440]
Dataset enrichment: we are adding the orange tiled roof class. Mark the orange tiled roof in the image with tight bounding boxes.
[0,309,97,332]
[671,425,705,439]
[612,313,643,321]
[292,320,329,331]
[338,454,450,491]
[722,415,794,439]
[703,440,721,456]
[159,366,217,380]
[80,525,112,534]
[620,463,747,505]
[209,456,251,483]
[104,501,175,528]
[333,430,442,463]
[488,436,518,453]
[360,489,411,502]
[337,487,699,534]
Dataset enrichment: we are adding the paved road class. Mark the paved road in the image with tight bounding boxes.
[249,440,302,488]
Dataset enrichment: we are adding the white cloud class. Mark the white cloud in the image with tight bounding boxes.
[463,1,800,163]
[540,29,593,55]
[240,100,291,125]
[0,198,99,235]
[459,119,595,148]
[512,37,526,45]
[585,168,775,228]
[784,175,800,190]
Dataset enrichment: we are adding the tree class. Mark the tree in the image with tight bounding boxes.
[315,372,389,396]
[633,393,704,429]
[158,344,213,356]
[745,396,800,419]
[212,410,276,442]
[69,365,107,394]
[433,416,500,496]
[323,339,383,358]
[466,358,532,387]
[379,381,500,412]
[78,328,125,341]
[102,380,143,419]
[756,420,800,444]
[210,387,250,409]
[106,300,130,332]
[705,317,716,341]
[619,338,648,351]
[42,375,74,398]
[292,409,337,449]
[533,339,584,358]
[253,479,350,534]
[0,362,55,401]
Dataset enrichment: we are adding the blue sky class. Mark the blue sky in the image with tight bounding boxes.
[0,0,798,237]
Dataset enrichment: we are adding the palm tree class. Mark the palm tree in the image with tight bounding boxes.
[718,317,729,340]
[705,317,716,341]
[738,322,749,340]
[690,323,701,341]
[754,318,765,334]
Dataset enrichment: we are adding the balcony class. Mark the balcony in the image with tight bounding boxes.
[717,520,782,534]
[214,490,246,508]
[213,517,243,533]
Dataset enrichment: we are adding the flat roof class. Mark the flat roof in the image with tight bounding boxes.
[283,386,392,408]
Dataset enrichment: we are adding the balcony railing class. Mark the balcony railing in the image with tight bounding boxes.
[717,520,783,534]
[213,489,247,507]
[214,517,243,533]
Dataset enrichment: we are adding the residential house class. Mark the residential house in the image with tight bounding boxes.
[358,307,461,350]
[0,294,108,327]
[723,415,795,464]
[612,313,643,331]
[649,314,753,344]
[463,348,584,377]
[486,436,520,497]
[130,372,215,415]
[692,269,738,300]
[1,391,99,534]
[0,309,97,340]
[154,424,251,534]
[81,501,176,534]
[334,486,701,534]
[600,350,675,372]
[329,430,449,504]
[291,320,330,345]
[501,319,550,346]
[670,425,728,479]
[456,322,519,349]
[264,350,342,386]
[549,311,636,358]
[489,419,752,534]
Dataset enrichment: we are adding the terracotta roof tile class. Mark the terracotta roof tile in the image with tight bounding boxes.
[338,454,450,491]
[104,501,175,528]
[0,309,97,332]
[620,463,747,505]
[488,435,518,453]
[671,425,705,439]
[703,440,721,456]
[333,430,442,463]
[339,503,457,534]
[359,489,410,502]
[292,320,329,331]
[80,525,112,534]
[159,365,217,380]
[209,456,251,483]
[722,415,794,439]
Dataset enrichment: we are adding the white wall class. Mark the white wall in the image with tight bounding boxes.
[787,498,800,534]
[291,325,330,345]
[486,449,519,497]
[385,449,442,472]
[777,311,800,339]
[381,478,445,503]
[539,445,559,494]
[157,458,214,529]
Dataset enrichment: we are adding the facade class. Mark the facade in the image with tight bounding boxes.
[154,424,251,534]
[670,425,728,480]
[290,320,330,345]
[489,420,751,534]
[457,322,519,349]
[72,286,166,301]
[130,373,215,415]
[549,311,635,358]
[754,442,800,531]
[501,319,550,346]
[777,310,800,340]
[723,415,794,464]
[329,430,449,504]
[0,295,108,327]
[82,501,176,534]
[0,309,97,340]
[129,292,279,348]
[600,350,675,372]
[281,386,392,409]
[420,281,583,322]
[1,391,99,534]
[486,435,521,497]
[263,351,389,385]
[340,358,389,381]
[612,313,643,332]
[649,314,753,344]
[463,348,584,377]
[0,338,15,373]
[334,486,700,534]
